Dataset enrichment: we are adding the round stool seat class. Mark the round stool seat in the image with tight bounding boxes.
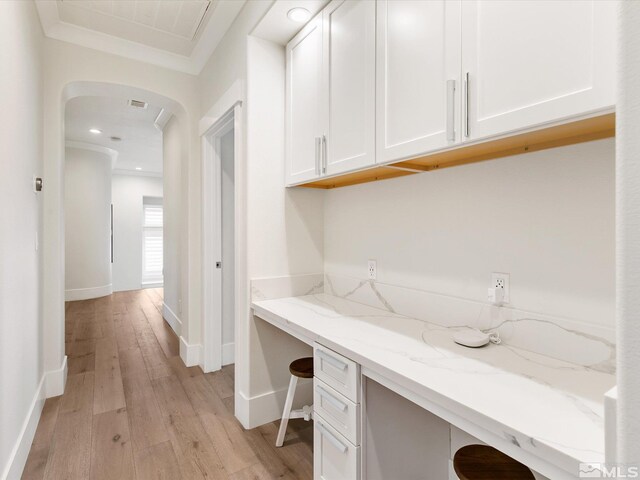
[453,445,535,480]
[289,357,314,378]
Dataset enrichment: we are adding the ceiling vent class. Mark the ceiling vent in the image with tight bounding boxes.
[128,99,148,109]
[110,136,122,142]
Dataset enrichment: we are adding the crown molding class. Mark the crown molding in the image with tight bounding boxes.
[35,0,246,75]
[112,168,163,178]
[65,140,119,168]
[154,108,173,132]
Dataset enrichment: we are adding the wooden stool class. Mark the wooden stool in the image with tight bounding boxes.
[275,357,314,447]
[453,445,535,480]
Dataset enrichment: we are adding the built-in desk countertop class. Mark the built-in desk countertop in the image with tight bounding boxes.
[252,293,616,480]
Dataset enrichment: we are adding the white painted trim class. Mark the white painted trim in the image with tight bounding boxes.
[153,108,172,131]
[162,302,182,336]
[112,169,162,178]
[222,342,235,366]
[65,284,113,301]
[45,355,68,399]
[65,141,118,169]
[605,386,617,462]
[199,80,244,135]
[179,336,202,368]
[236,381,314,430]
[202,101,245,375]
[34,0,246,75]
[2,377,46,480]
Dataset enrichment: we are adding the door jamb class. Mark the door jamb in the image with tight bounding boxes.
[202,103,242,373]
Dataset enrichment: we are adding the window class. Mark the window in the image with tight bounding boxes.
[143,200,163,284]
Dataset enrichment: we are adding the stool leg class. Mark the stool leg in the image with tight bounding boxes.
[276,375,298,447]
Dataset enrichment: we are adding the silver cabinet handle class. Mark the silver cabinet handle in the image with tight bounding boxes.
[316,385,348,412]
[316,350,348,371]
[321,134,327,174]
[463,72,470,138]
[446,79,456,142]
[315,137,321,175]
[316,422,348,453]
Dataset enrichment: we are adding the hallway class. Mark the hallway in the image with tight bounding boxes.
[22,290,313,480]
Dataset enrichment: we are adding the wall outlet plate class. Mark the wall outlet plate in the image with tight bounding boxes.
[491,272,510,303]
[368,259,377,280]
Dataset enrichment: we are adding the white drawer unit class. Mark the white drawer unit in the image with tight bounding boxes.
[314,417,361,480]
[314,378,360,445]
[314,343,360,402]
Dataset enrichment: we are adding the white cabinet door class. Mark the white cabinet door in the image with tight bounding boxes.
[376,0,462,163]
[461,0,615,142]
[315,418,360,480]
[323,0,376,176]
[286,15,324,185]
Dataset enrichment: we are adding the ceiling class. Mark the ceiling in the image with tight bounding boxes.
[35,0,246,74]
[252,0,328,45]
[65,96,164,175]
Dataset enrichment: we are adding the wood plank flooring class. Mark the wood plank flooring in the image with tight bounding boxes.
[22,289,313,480]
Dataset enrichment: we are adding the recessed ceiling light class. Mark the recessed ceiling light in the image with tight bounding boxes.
[135,167,142,171]
[89,128,102,134]
[287,7,311,23]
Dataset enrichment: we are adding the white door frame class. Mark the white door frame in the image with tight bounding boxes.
[202,102,243,373]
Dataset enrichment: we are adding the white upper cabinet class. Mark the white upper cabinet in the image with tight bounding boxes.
[286,15,324,185]
[285,0,616,186]
[376,0,462,163]
[461,0,615,142]
[324,0,376,176]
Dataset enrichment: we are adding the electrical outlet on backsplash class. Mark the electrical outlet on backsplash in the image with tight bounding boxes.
[324,272,615,373]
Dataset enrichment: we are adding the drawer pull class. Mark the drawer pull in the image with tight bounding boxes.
[317,422,348,454]
[316,385,348,412]
[317,350,348,371]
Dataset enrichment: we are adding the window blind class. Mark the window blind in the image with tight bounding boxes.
[143,203,163,282]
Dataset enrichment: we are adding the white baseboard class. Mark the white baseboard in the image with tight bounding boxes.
[179,336,202,367]
[162,302,182,336]
[65,284,112,301]
[236,380,313,430]
[45,355,68,398]
[2,376,46,480]
[222,342,234,366]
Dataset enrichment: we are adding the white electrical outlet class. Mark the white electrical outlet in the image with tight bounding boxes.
[367,260,377,280]
[491,272,510,303]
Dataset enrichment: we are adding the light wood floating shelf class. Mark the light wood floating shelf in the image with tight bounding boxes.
[300,113,615,189]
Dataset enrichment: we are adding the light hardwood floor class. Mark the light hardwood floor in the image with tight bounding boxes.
[22,289,313,480]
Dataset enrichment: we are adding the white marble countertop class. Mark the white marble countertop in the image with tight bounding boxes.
[252,293,616,479]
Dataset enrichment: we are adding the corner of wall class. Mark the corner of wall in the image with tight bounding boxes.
[44,355,68,398]
[179,336,202,368]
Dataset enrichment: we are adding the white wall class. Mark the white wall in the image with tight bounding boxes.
[616,0,640,465]
[0,1,45,478]
[112,174,163,292]
[163,116,185,331]
[325,138,615,329]
[64,147,113,300]
[198,2,271,118]
[241,36,325,423]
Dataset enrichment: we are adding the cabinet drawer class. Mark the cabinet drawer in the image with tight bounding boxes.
[314,343,360,402]
[314,416,360,480]
[314,378,360,445]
